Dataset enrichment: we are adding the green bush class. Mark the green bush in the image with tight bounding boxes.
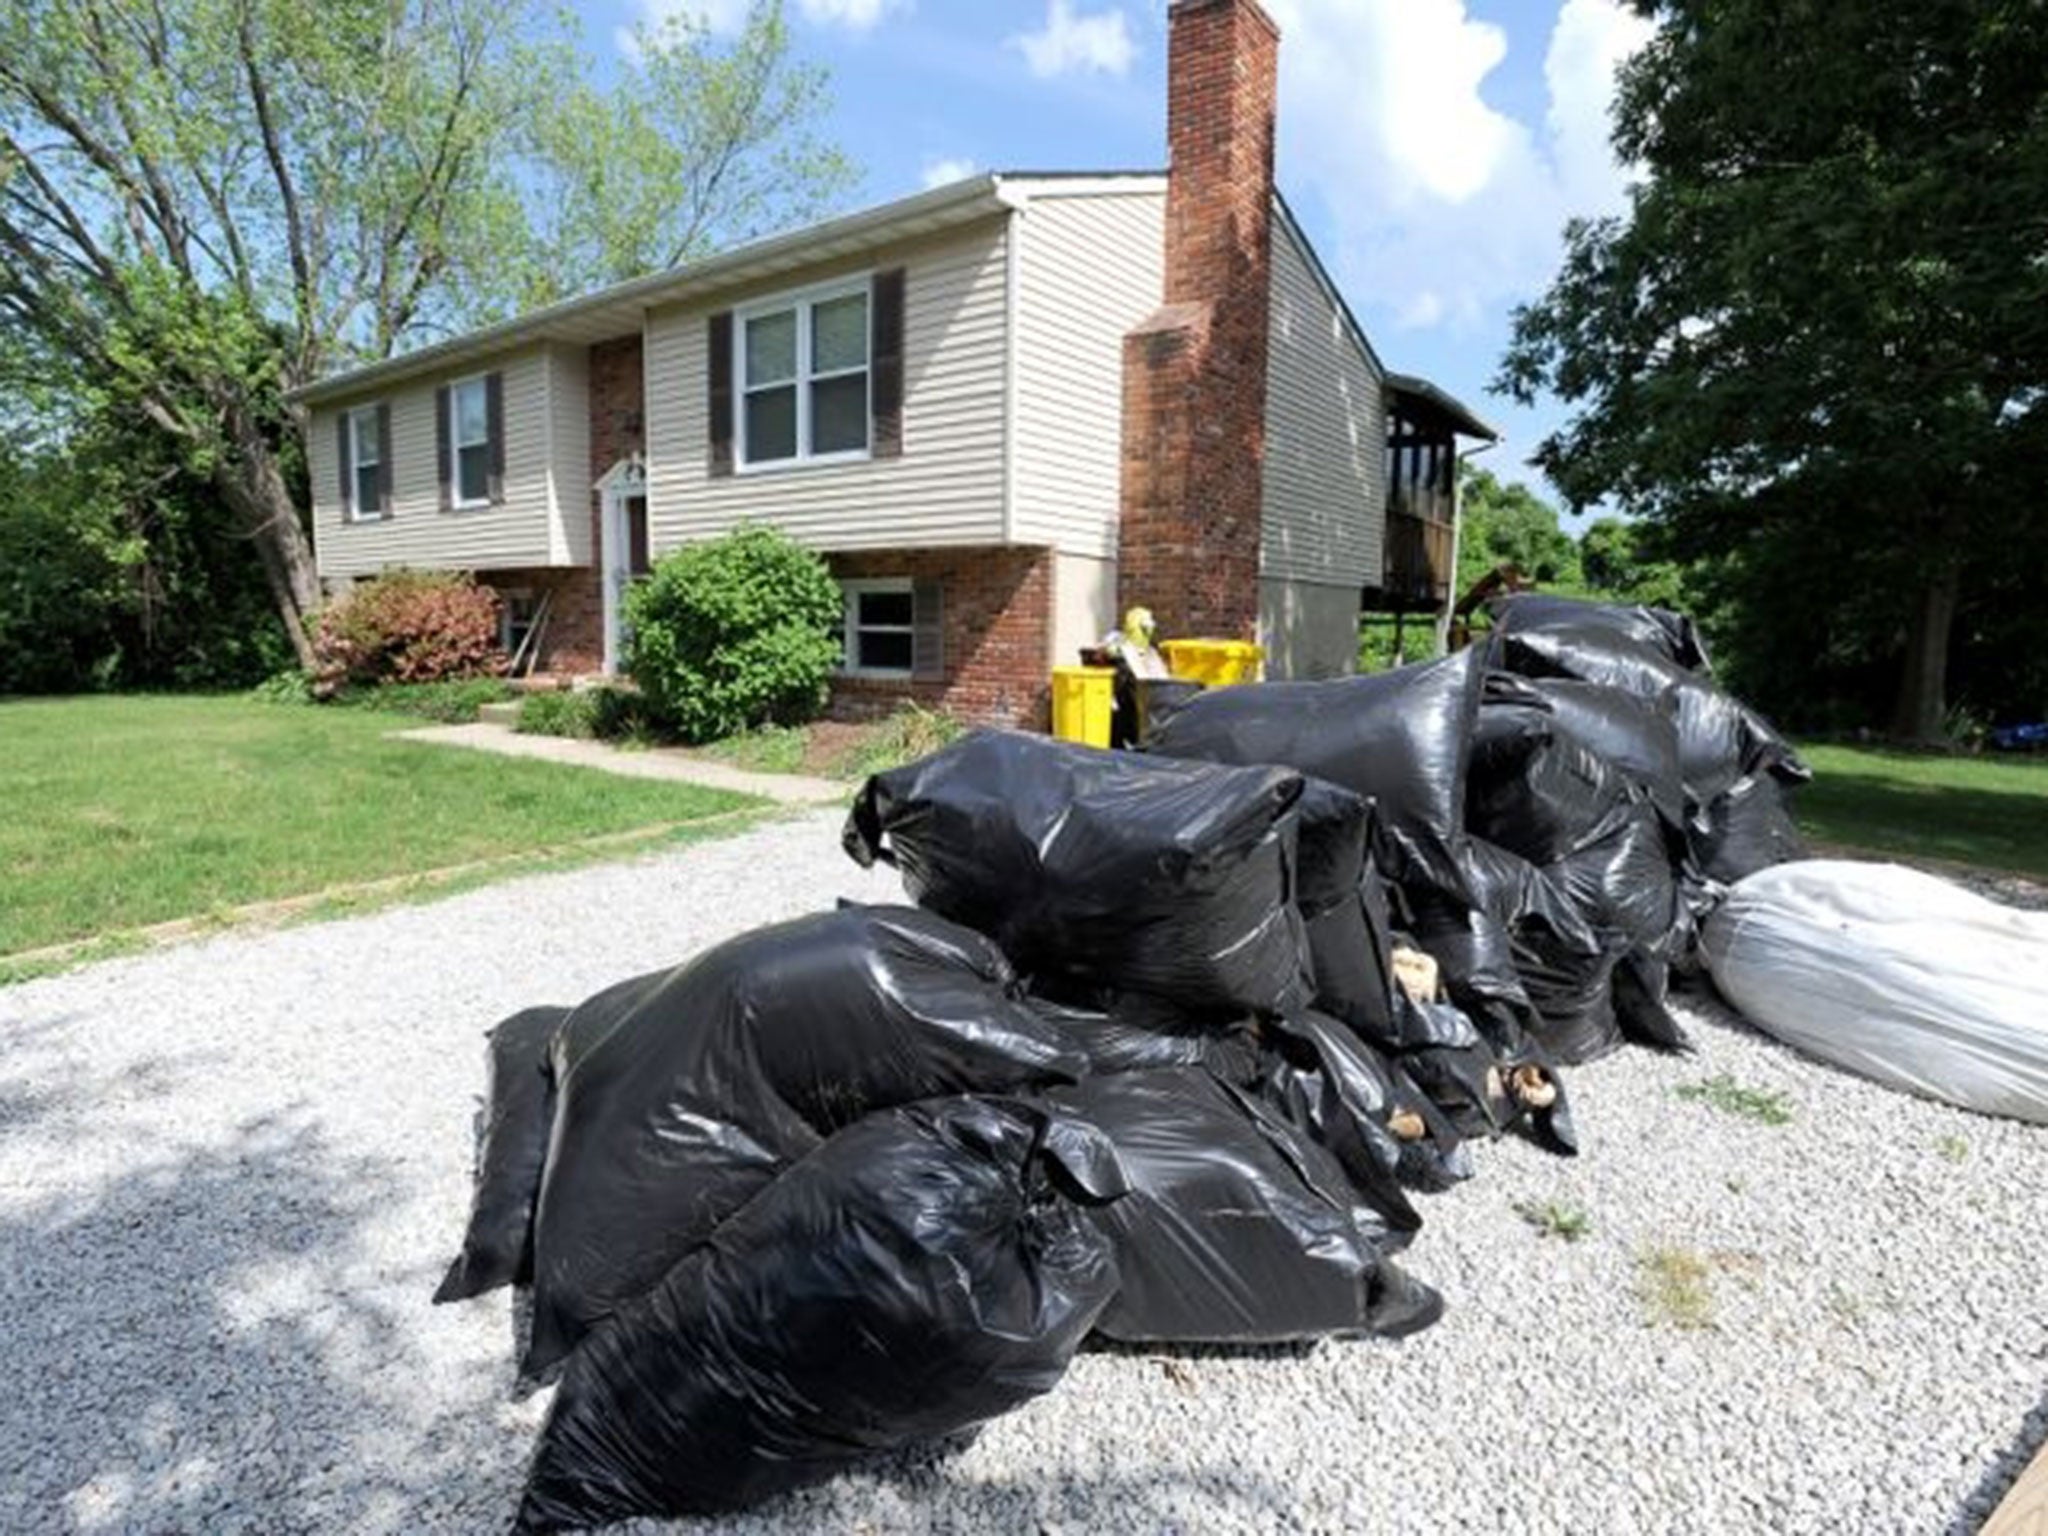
[624,526,842,743]
[833,704,963,781]
[589,685,654,742]
[517,689,600,739]
[336,677,514,723]
[248,668,315,706]
[310,570,505,696]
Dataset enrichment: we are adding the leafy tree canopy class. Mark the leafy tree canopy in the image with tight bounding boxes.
[1456,464,1583,594]
[1499,0,2048,741]
[0,0,854,669]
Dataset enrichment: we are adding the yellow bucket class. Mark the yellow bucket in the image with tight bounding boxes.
[1160,639,1265,687]
[1050,666,1116,748]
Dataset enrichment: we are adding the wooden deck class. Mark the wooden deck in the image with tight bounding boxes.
[1984,1436,2048,1535]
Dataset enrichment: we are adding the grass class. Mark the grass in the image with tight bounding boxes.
[0,694,759,959]
[1798,742,2048,879]
[702,722,810,775]
[1674,1073,1796,1126]
[1636,1246,1716,1330]
[1515,1200,1593,1242]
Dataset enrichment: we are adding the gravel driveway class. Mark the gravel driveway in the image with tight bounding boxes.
[3,809,2043,1534]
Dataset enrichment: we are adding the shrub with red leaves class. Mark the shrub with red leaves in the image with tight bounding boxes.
[311,570,506,696]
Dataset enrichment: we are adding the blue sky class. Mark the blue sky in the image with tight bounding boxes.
[592,0,1654,523]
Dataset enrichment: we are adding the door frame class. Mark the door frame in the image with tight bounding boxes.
[596,456,647,675]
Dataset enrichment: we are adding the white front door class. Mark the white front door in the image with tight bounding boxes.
[598,462,646,675]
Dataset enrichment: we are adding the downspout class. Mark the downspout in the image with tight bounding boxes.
[1437,437,1498,655]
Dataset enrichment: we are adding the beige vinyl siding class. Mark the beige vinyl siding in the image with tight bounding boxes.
[312,345,581,578]
[1011,188,1165,558]
[547,343,593,565]
[643,218,1010,554]
[1260,212,1385,589]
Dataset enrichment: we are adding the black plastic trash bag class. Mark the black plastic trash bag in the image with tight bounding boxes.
[434,1006,568,1304]
[514,1098,1122,1531]
[1491,591,1712,673]
[1507,674,1690,836]
[1464,698,1690,1062]
[1493,623,1806,810]
[525,906,1087,1374]
[845,730,1316,1018]
[1252,1010,1472,1196]
[1048,1071,1442,1344]
[1145,648,1488,900]
[1023,993,1262,1078]
[1293,780,1402,1044]
[1697,767,1809,882]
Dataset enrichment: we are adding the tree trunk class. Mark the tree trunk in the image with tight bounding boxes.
[1888,559,1960,745]
[213,401,322,671]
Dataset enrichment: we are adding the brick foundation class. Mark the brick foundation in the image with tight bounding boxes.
[476,567,604,675]
[827,547,1054,729]
[1117,0,1278,642]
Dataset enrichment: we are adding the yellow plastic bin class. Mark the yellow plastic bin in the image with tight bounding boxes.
[1051,666,1117,749]
[1160,639,1265,687]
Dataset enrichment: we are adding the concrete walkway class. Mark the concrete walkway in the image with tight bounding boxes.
[396,722,850,805]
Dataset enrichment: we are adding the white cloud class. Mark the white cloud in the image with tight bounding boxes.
[920,155,978,190]
[796,0,910,29]
[1544,0,1655,208]
[1261,0,1651,333]
[1010,1,1137,79]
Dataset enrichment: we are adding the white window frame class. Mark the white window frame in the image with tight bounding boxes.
[840,577,914,678]
[346,404,383,522]
[447,373,492,509]
[735,274,873,473]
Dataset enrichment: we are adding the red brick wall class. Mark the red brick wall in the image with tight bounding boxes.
[827,547,1053,729]
[1118,0,1279,642]
[476,567,604,676]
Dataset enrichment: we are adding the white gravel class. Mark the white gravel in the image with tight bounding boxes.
[3,808,2044,1535]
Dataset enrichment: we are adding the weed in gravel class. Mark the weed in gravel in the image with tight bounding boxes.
[1675,1073,1794,1126]
[1637,1247,1715,1330]
[1936,1134,1970,1163]
[1516,1200,1593,1242]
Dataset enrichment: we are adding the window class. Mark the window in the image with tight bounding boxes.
[842,578,913,675]
[739,281,870,468]
[501,588,540,659]
[347,406,383,519]
[449,375,491,505]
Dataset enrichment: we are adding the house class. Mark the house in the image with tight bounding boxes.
[293,0,1496,727]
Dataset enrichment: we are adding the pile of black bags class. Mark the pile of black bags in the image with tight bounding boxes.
[1148,592,1807,1067]
[439,593,1802,1532]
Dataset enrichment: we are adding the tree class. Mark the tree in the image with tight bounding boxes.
[0,0,852,670]
[1499,0,2048,742]
[1456,464,1582,594]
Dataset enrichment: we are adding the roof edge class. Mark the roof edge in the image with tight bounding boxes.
[1386,372,1501,441]
[292,173,1017,405]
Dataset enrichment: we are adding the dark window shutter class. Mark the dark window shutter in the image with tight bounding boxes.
[871,268,905,459]
[707,310,734,477]
[434,385,452,511]
[485,371,506,504]
[374,403,392,515]
[911,578,943,680]
[336,413,353,518]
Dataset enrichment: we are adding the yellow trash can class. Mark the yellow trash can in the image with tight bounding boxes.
[1160,639,1265,686]
[1050,666,1117,748]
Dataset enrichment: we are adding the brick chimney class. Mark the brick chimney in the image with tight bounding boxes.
[1118,0,1280,642]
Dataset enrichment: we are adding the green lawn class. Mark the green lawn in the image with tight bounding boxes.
[0,694,757,956]
[1797,742,2048,879]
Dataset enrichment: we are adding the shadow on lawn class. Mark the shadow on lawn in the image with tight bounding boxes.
[1799,768,2048,876]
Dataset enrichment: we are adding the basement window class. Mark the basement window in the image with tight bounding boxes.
[501,588,539,658]
[841,578,913,676]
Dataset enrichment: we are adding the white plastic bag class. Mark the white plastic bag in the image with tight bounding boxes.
[1701,860,2048,1124]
